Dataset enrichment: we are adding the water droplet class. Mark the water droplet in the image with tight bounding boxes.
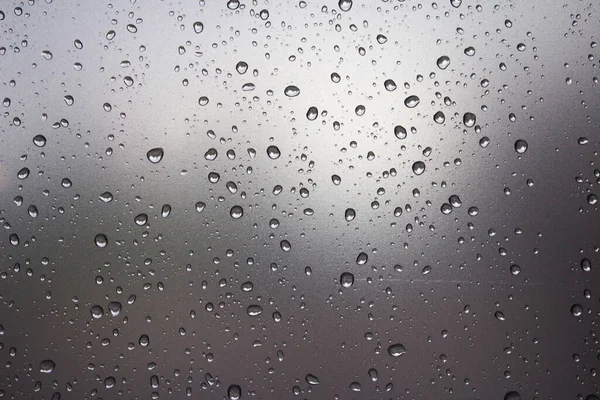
[356,252,368,265]
[236,61,248,74]
[134,213,148,226]
[106,30,116,40]
[198,96,209,106]
[514,139,528,154]
[587,194,597,205]
[284,85,300,97]
[376,34,387,44]
[494,311,506,321]
[338,0,352,11]
[17,167,30,180]
[33,135,46,147]
[463,112,476,127]
[412,161,426,175]
[305,374,320,385]
[464,46,476,56]
[450,0,462,7]
[64,95,74,106]
[139,334,150,346]
[147,147,164,163]
[280,240,291,251]
[384,79,397,91]
[332,175,341,185]
[436,55,450,69]
[581,258,592,272]
[230,205,244,219]
[387,343,406,357]
[161,204,171,218]
[227,385,242,400]
[340,272,354,288]
[41,50,53,60]
[267,145,281,159]
[74,39,83,49]
[404,95,420,108]
[94,234,108,248]
[571,304,583,317]
[247,305,263,316]
[193,21,204,33]
[90,305,104,319]
[99,192,113,203]
[433,111,445,124]
[195,202,206,213]
[368,368,378,381]
[394,125,407,139]
[108,301,122,317]
[504,391,521,400]
[306,106,318,121]
[345,208,356,221]
[40,359,56,373]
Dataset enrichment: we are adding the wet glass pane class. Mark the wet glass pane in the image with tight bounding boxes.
[0,0,599,399]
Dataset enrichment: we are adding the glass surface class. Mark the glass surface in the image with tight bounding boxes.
[0,0,599,399]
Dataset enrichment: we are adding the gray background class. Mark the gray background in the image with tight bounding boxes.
[0,0,599,399]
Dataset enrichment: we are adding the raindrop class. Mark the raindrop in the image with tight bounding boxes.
[306,106,318,121]
[340,272,354,288]
[305,374,320,385]
[345,208,356,221]
[90,305,104,319]
[40,360,56,373]
[436,55,450,69]
[247,305,263,316]
[227,385,242,400]
[384,79,397,91]
[514,139,528,154]
[230,206,244,219]
[146,148,164,163]
[267,145,281,159]
[94,234,108,248]
[356,252,368,265]
[404,95,420,108]
[134,213,148,226]
[284,85,300,97]
[338,0,352,12]
[412,161,426,175]
[394,125,407,139]
[463,112,476,127]
[193,21,204,33]
[33,135,46,147]
[387,343,406,357]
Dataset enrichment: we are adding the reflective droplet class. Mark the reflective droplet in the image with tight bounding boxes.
[134,213,148,226]
[338,0,352,12]
[384,79,397,91]
[94,234,108,248]
[464,46,476,56]
[227,384,242,400]
[514,139,528,154]
[230,205,244,219]
[17,167,30,180]
[349,382,361,392]
[267,145,281,159]
[494,311,506,321]
[161,204,171,218]
[433,111,445,124]
[340,272,354,288]
[41,50,53,60]
[99,192,113,203]
[394,125,407,139]
[247,305,263,316]
[280,240,291,251]
[90,305,104,319]
[198,96,209,106]
[306,106,318,121]
[412,161,426,175]
[284,85,300,97]
[195,202,206,213]
[436,55,450,69]
[236,61,248,74]
[193,21,204,33]
[146,148,164,163]
[581,258,592,272]
[40,359,56,373]
[450,0,462,7]
[305,374,320,385]
[463,112,476,127]
[344,208,356,221]
[33,135,46,147]
[388,343,406,357]
[356,252,368,265]
[404,95,420,108]
[108,301,122,317]
[504,391,521,400]
[139,334,150,346]
[571,304,583,317]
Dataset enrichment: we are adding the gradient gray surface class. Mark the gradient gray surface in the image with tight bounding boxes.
[0,0,599,399]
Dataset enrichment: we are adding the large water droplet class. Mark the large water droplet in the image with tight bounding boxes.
[147,148,164,163]
[404,95,420,108]
[436,55,450,69]
[345,208,356,221]
[340,272,354,288]
[284,85,300,97]
[338,0,352,11]
[412,161,426,175]
[267,145,281,159]
[247,305,263,316]
[305,374,320,385]
[387,343,406,357]
[463,112,476,127]
[94,234,108,248]
[514,139,528,154]
[193,21,204,33]
[40,359,56,373]
[227,385,242,400]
